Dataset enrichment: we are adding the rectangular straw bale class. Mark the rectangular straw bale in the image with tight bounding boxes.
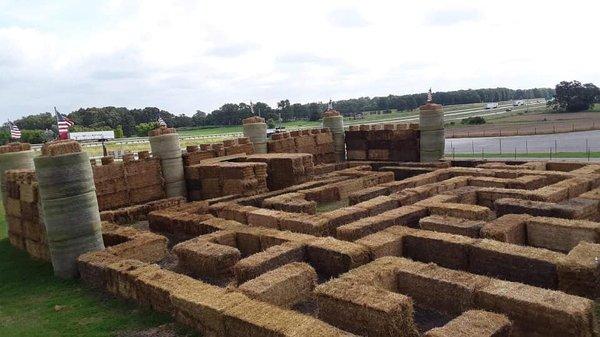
[306,237,370,277]
[238,262,317,307]
[419,215,484,238]
[397,263,491,315]
[427,202,495,221]
[480,214,531,244]
[171,281,249,336]
[135,268,195,313]
[173,238,241,276]
[25,239,49,260]
[579,187,600,201]
[557,242,600,299]
[526,216,600,253]
[337,256,420,292]
[424,310,512,337]
[336,214,395,241]
[279,214,329,236]
[355,231,403,259]
[223,295,350,337]
[4,197,21,217]
[474,279,598,337]
[353,196,399,216]
[321,206,368,231]
[403,230,475,270]
[76,250,120,289]
[315,279,418,337]
[105,259,151,299]
[469,239,563,289]
[233,242,306,284]
[258,230,315,249]
[6,216,23,236]
[106,232,168,263]
[348,186,390,205]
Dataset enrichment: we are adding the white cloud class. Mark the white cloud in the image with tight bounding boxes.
[0,0,599,119]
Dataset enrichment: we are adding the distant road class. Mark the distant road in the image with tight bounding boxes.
[446,130,600,153]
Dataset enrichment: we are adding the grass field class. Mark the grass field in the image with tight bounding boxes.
[0,204,196,337]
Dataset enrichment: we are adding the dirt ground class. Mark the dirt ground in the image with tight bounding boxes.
[446,111,600,138]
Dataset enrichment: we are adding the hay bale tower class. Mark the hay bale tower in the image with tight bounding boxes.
[0,143,35,200]
[243,116,268,154]
[34,140,104,278]
[419,103,445,162]
[322,109,345,161]
[149,127,187,198]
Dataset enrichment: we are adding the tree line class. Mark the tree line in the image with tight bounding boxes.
[3,87,555,142]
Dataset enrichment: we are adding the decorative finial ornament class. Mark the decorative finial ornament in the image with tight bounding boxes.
[327,99,333,110]
[427,88,433,103]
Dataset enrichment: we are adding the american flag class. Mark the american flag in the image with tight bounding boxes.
[157,116,167,127]
[327,99,333,110]
[427,88,433,103]
[8,120,21,139]
[55,108,74,140]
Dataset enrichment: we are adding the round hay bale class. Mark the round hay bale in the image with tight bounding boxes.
[243,116,265,124]
[243,123,267,154]
[166,181,187,197]
[420,130,446,152]
[41,190,102,241]
[49,232,104,278]
[34,152,96,200]
[0,149,35,198]
[34,142,104,279]
[149,133,182,159]
[419,106,444,131]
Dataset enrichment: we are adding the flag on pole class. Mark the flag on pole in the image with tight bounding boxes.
[427,88,433,103]
[327,99,333,110]
[157,116,167,127]
[55,107,74,140]
[250,101,255,115]
[8,120,21,140]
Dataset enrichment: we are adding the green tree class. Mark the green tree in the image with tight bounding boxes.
[549,81,599,112]
[135,122,159,137]
[114,125,124,138]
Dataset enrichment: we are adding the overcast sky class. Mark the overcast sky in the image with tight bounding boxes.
[1,0,599,119]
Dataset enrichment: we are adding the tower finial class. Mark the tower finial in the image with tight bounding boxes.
[427,88,433,103]
[327,99,333,110]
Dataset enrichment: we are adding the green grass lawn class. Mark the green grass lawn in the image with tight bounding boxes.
[0,204,196,337]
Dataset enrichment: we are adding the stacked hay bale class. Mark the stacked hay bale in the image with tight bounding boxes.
[93,154,166,210]
[223,137,254,156]
[419,102,445,162]
[267,129,336,164]
[322,109,345,161]
[243,116,268,154]
[34,140,104,278]
[245,153,314,190]
[3,169,49,260]
[123,151,166,205]
[183,137,254,167]
[149,127,187,198]
[185,161,268,199]
[345,123,420,161]
[0,142,35,200]
[92,156,130,210]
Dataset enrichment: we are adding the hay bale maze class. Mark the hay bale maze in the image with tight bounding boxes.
[3,125,600,336]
